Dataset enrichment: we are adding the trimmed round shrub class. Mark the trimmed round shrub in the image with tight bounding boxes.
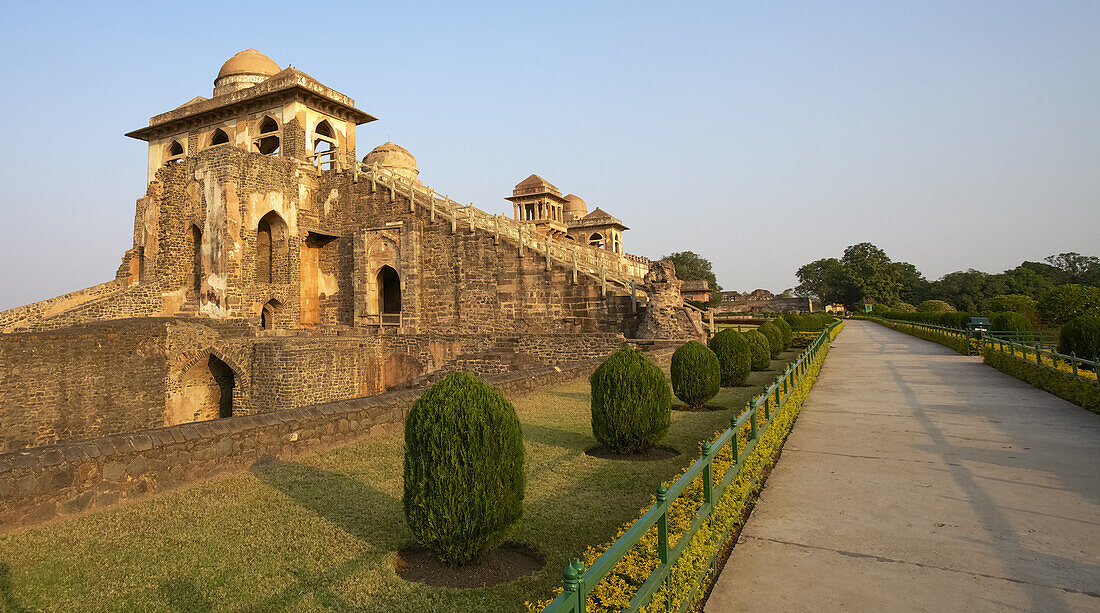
[742,329,771,371]
[670,341,720,409]
[1058,316,1100,361]
[772,316,793,349]
[708,328,751,387]
[590,348,672,453]
[757,321,784,358]
[403,372,525,566]
[918,299,956,314]
[990,311,1032,332]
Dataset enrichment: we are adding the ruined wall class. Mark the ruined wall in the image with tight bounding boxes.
[0,321,171,452]
[636,261,702,340]
[0,281,123,333]
[0,346,676,532]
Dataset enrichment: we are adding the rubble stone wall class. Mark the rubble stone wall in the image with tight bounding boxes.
[0,347,675,533]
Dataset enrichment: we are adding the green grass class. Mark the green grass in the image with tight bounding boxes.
[0,352,801,612]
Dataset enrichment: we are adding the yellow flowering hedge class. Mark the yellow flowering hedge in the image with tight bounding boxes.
[527,323,843,613]
[982,347,1100,413]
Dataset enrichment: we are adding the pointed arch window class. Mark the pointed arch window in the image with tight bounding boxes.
[312,120,337,170]
[165,140,185,165]
[209,128,230,146]
[255,116,280,155]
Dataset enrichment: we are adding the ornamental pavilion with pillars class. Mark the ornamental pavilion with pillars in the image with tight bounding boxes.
[506,175,629,255]
[506,174,569,237]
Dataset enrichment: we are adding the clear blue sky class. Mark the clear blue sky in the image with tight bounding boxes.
[1,1,1097,310]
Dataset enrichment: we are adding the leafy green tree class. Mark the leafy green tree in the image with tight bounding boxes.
[987,294,1039,322]
[892,261,929,305]
[1037,284,1100,326]
[1000,265,1055,297]
[663,251,722,306]
[795,257,848,304]
[1045,253,1100,286]
[841,242,901,306]
[929,269,1007,312]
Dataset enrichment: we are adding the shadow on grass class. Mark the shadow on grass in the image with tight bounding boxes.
[523,423,592,450]
[161,578,214,613]
[154,457,407,612]
[251,456,403,545]
[0,562,28,613]
[544,390,590,402]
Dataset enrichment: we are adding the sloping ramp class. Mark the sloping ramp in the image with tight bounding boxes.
[706,320,1100,612]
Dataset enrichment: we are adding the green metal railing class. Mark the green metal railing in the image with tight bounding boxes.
[986,330,1059,350]
[884,319,1097,377]
[541,321,841,613]
[984,337,1098,377]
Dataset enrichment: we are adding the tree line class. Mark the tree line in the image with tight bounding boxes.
[796,243,1100,324]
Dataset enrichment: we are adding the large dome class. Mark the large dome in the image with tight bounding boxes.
[564,194,588,221]
[213,49,281,96]
[217,49,281,79]
[363,142,418,180]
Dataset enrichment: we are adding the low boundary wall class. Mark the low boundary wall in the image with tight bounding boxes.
[0,345,676,533]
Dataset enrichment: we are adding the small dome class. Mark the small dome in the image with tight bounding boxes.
[217,49,281,80]
[363,142,418,180]
[564,194,588,221]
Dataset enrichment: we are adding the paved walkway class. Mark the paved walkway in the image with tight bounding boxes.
[706,320,1100,612]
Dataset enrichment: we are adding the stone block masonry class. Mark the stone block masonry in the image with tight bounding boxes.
[0,347,675,532]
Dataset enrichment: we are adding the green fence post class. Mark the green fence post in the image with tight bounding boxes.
[562,560,580,612]
[774,378,782,408]
[701,441,713,504]
[730,413,739,462]
[571,559,586,613]
[1070,352,1077,376]
[656,485,669,565]
[749,398,758,439]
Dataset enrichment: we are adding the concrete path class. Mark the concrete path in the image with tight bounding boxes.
[705,320,1100,612]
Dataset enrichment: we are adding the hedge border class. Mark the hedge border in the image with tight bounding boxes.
[981,349,1100,414]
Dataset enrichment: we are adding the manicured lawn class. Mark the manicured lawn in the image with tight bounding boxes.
[0,352,800,612]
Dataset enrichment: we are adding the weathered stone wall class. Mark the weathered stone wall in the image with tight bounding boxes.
[636,261,703,340]
[0,317,629,454]
[0,321,172,453]
[0,281,124,333]
[0,347,675,532]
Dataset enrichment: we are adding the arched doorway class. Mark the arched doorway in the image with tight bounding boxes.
[588,232,604,249]
[209,355,235,418]
[378,266,401,321]
[261,299,282,330]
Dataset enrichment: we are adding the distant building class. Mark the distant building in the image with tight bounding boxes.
[680,279,711,303]
[720,289,815,313]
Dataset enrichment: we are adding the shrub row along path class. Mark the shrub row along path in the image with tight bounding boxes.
[706,320,1100,612]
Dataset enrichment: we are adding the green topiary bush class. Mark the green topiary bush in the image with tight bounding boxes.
[590,347,672,453]
[670,341,721,409]
[918,299,956,314]
[757,321,784,358]
[772,316,793,350]
[403,372,525,565]
[1058,316,1100,362]
[708,329,751,387]
[742,329,771,371]
[990,311,1033,332]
